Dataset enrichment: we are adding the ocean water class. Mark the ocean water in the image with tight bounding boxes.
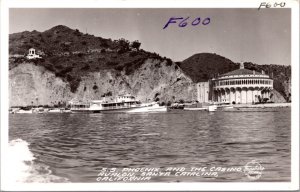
[8,108,291,183]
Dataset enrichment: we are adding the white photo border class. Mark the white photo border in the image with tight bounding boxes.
[1,0,299,191]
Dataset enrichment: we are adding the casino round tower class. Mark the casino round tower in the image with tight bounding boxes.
[212,63,273,104]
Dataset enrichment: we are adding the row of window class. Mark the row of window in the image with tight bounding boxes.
[118,96,134,99]
[215,79,272,86]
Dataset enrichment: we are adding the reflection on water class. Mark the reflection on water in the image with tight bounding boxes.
[9,108,291,182]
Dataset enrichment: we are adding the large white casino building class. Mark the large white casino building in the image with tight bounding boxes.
[196,63,273,104]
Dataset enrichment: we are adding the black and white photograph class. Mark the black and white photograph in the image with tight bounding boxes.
[1,0,299,191]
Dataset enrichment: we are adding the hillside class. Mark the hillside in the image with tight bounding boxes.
[9,25,172,93]
[179,53,291,100]
[9,25,291,106]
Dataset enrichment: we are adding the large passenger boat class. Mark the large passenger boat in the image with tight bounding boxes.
[69,94,158,113]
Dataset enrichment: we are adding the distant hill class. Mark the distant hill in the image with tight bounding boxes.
[179,53,239,82]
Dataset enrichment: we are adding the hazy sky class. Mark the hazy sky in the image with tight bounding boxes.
[9,8,291,65]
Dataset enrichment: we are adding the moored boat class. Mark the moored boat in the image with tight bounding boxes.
[208,105,217,112]
[48,108,66,113]
[184,107,206,111]
[69,95,155,113]
[127,103,167,113]
[16,109,33,114]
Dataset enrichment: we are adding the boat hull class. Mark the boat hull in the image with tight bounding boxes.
[71,105,151,113]
[127,105,167,113]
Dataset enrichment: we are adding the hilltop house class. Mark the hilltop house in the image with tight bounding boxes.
[26,48,42,59]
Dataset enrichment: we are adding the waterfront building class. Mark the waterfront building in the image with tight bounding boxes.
[196,82,210,103]
[211,63,273,104]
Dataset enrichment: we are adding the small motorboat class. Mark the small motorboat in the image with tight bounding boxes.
[127,103,167,113]
[208,105,217,112]
[184,107,206,111]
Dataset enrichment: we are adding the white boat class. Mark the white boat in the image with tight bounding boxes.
[69,95,156,113]
[33,107,47,113]
[16,109,33,114]
[9,108,20,114]
[127,103,167,113]
[63,109,72,113]
[184,107,206,111]
[48,108,63,113]
[208,105,217,112]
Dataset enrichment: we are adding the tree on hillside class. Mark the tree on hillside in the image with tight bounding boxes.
[117,38,130,50]
[131,40,141,50]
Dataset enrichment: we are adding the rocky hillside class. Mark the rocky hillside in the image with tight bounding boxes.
[9,60,196,107]
[9,25,291,107]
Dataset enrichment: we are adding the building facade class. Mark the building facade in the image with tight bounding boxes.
[196,82,209,103]
[211,64,273,104]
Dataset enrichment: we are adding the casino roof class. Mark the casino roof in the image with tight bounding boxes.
[220,68,262,77]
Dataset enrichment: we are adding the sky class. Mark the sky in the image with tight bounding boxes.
[9,8,291,65]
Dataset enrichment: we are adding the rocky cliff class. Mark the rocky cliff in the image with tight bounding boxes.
[9,59,197,107]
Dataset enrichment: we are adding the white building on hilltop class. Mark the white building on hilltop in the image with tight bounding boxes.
[212,63,273,104]
[26,48,41,59]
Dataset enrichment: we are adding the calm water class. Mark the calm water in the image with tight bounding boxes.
[9,109,291,182]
